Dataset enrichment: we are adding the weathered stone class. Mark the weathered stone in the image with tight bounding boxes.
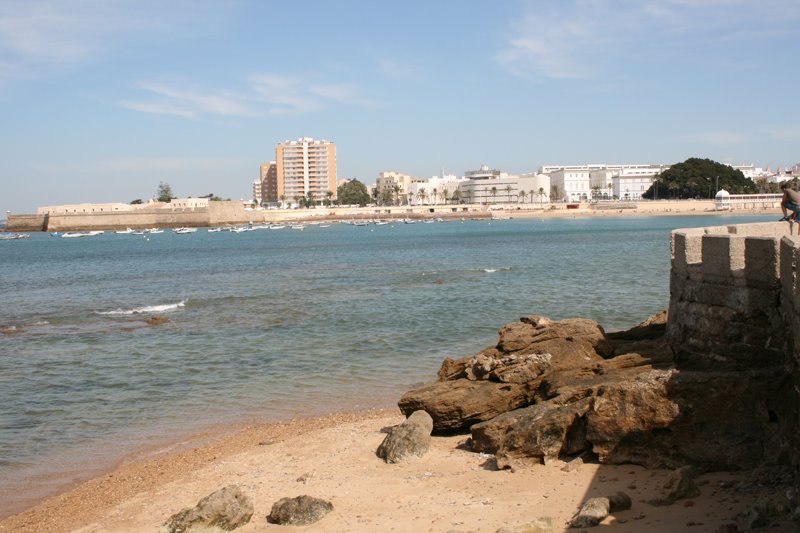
[160,485,253,533]
[376,410,433,463]
[651,466,700,505]
[463,353,552,383]
[398,379,534,433]
[608,491,632,513]
[585,370,681,467]
[570,497,610,528]
[147,315,170,326]
[267,495,333,526]
[494,516,557,533]
[471,398,592,467]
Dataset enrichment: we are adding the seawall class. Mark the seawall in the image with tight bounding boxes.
[668,220,800,474]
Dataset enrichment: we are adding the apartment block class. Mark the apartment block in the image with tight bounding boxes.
[254,161,278,205]
[276,137,337,205]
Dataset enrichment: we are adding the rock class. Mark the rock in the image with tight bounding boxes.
[584,370,681,467]
[398,379,534,433]
[649,466,700,506]
[606,310,668,341]
[146,315,170,326]
[267,495,333,526]
[376,410,433,463]
[471,398,592,467]
[570,497,610,528]
[608,491,632,512]
[160,485,253,533]
[494,516,557,532]
[463,353,552,383]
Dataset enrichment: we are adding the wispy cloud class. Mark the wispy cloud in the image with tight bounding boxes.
[120,74,378,119]
[0,0,233,82]
[497,0,800,81]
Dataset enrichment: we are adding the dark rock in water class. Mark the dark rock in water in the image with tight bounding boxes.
[146,315,170,326]
[570,497,610,528]
[160,485,253,532]
[376,410,433,463]
[267,495,333,526]
[398,379,535,433]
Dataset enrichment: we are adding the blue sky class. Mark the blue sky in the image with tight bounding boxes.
[1,0,799,213]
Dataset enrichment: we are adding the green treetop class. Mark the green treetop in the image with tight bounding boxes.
[642,158,757,199]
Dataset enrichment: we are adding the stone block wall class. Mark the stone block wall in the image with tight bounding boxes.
[669,221,800,470]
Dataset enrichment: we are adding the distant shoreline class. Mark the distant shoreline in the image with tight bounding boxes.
[4,199,780,232]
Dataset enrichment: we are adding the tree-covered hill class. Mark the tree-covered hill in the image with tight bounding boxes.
[642,157,757,199]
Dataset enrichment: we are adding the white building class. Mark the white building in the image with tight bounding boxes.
[407,175,467,205]
[543,164,668,201]
[457,174,550,205]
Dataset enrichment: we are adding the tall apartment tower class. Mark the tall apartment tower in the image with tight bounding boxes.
[254,161,278,205]
[276,137,337,205]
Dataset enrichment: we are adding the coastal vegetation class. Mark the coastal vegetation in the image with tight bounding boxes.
[337,179,371,206]
[157,181,175,203]
[643,157,757,199]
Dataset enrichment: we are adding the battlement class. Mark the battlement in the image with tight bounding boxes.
[668,222,798,372]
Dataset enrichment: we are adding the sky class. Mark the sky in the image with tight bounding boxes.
[1,0,799,213]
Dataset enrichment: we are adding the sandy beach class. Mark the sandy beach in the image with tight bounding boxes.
[1,408,794,533]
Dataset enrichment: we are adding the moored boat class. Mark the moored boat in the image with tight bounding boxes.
[173,227,197,234]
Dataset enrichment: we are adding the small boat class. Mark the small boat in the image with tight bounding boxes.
[352,221,368,226]
[319,224,331,228]
[374,221,389,226]
[403,219,416,224]
[269,225,286,230]
[131,230,146,235]
[146,228,163,234]
[0,233,29,240]
[62,231,102,238]
[207,227,223,233]
[115,228,135,234]
[291,224,305,230]
[173,227,197,234]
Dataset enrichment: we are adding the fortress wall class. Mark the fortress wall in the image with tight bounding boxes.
[5,214,47,231]
[669,222,800,471]
[208,201,249,225]
[668,223,793,371]
[46,208,212,231]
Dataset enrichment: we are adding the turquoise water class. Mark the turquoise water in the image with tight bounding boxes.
[0,214,773,514]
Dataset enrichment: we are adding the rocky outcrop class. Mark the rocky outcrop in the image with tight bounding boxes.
[399,309,788,472]
[267,495,333,526]
[160,485,253,533]
[376,410,433,463]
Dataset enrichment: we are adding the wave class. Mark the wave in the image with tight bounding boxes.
[97,300,186,316]
[482,267,511,273]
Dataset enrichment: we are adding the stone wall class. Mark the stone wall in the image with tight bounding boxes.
[668,221,800,469]
[5,214,47,231]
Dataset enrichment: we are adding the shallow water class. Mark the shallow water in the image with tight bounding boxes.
[0,214,774,515]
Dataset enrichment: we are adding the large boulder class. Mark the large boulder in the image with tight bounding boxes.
[160,485,253,533]
[376,410,433,463]
[398,379,535,433]
[471,398,592,467]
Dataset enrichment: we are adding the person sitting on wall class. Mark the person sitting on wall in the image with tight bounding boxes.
[779,182,800,221]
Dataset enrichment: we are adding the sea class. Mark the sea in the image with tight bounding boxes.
[0,214,774,516]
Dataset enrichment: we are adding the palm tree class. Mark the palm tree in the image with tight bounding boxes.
[280,194,286,208]
[442,188,449,205]
[538,187,545,204]
[432,188,438,205]
[452,190,462,204]
[591,185,601,202]
[519,190,527,203]
[505,184,513,203]
[551,185,561,202]
[490,186,498,204]
[417,188,427,205]
[392,184,401,206]
[326,190,334,206]
[607,183,613,200]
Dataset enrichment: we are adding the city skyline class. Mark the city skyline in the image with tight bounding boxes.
[2,0,799,214]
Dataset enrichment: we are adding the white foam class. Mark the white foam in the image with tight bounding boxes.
[98,300,186,316]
